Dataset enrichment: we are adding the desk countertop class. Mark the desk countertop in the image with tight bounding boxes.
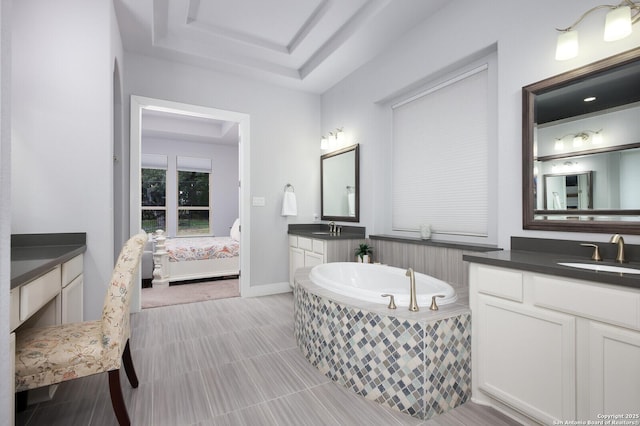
[11,233,86,290]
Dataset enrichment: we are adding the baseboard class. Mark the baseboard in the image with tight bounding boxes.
[242,281,292,297]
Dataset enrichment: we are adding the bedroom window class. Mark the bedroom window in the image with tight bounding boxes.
[177,156,212,236]
[141,168,167,233]
[177,170,211,235]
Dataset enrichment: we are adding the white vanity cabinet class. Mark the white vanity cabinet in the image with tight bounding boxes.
[289,236,326,286]
[470,262,640,425]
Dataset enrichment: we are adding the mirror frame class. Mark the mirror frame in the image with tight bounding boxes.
[522,47,640,234]
[321,143,360,222]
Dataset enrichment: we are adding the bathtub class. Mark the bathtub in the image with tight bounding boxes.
[294,265,471,419]
[309,262,457,307]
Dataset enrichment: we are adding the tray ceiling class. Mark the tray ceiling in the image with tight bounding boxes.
[114,0,447,93]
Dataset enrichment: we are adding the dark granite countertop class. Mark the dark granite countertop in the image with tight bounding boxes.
[11,233,87,290]
[463,237,640,290]
[288,224,366,240]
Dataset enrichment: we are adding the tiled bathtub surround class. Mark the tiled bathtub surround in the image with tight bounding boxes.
[294,271,471,420]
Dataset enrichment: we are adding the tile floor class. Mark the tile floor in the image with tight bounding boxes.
[15,292,520,425]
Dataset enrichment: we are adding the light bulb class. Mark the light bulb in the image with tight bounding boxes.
[320,137,328,150]
[592,131,603,145]
[604,6,632,41]
[556,30,578,61]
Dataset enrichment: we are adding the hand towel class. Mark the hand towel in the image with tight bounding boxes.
[281,191,298,216]
[348,193,356,217]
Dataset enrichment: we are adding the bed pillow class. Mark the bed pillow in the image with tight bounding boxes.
[230,218,240,241]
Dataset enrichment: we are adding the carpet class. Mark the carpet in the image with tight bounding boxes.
[141,278,240,309]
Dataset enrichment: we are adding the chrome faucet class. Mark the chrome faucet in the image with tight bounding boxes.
[609,234,626,263]
[405,268,419,312]
[329,221,336,234]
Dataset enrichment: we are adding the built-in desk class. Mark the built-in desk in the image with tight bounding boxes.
[11,233,86,331]
[10,233,86,422]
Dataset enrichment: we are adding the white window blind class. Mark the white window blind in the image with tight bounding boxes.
[392,65,489,237]
[177,156,212,173]
[141,153,168,169]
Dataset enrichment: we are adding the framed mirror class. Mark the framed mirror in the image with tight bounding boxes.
[321,144,359,222]
[523,47,640,234]
[543,171,592,210]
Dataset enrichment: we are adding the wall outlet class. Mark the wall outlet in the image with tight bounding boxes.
[252,196,266,206]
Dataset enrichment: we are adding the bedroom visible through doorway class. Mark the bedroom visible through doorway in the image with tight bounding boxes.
[129,96,251,312]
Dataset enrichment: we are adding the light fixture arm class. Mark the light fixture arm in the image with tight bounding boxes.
[556,0,640,32]
[557,4,616,32]
[556,129,602,140]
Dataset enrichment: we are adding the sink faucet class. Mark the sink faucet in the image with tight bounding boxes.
[609,234,626,263]
[405,268,419,312]
[329,221,336,234]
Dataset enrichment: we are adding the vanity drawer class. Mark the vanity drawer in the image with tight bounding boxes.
[475,265,523,302]
[297,237,312,251]
[288,235,298,248]
[20,266,62,321]
[62,254,83,287]
[532,274,640,330]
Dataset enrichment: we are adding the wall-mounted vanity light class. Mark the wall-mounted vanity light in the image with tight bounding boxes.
[554,129,603,150]
[551,161,580,172]
[320,127,345,150]
[555,0,639,60]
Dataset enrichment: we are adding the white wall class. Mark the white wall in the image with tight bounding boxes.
[321,0,640,248]
[0,0,11,421]
[11,0,124,319]
[142,137,239,237]
[124,53,321,287]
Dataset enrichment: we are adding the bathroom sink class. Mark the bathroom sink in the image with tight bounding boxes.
[312,232,331,235]
[557,262,640,274]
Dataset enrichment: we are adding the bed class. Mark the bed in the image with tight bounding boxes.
[150,221,240,288]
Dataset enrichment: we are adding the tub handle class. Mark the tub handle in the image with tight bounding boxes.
[381,294,397,310]
[430,295,446,311]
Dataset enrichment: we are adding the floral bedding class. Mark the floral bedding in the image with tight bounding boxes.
[165,236,240,262]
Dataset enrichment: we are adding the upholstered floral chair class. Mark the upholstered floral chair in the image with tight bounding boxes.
[15,232,148,426]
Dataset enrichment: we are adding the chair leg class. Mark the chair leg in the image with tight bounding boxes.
[108,369,131,426]
[15,391,28,412]
[122,339,139,388]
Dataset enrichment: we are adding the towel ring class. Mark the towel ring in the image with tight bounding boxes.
[284,183,295,192]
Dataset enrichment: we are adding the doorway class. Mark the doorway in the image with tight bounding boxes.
[129,96,250,313]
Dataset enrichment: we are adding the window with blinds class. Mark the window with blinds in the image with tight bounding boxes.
[392,65,489,237]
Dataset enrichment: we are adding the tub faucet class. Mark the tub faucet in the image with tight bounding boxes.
[609,234,626,263]
[406,268,419,312]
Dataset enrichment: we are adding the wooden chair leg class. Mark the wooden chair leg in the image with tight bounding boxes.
[108,369,131,426]
[15,391,28,412]
[122,339,139,388]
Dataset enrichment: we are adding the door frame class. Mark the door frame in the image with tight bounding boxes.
[129,95,250,312]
